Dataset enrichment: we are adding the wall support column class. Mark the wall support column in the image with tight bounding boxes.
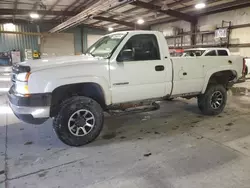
[191,21,197,46]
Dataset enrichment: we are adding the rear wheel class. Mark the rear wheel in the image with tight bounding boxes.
[53,96,104,146]
[198,85,227,115]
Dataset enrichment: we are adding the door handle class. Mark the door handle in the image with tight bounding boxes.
[228,60,232,64]
[155,65,164,71]
[183,72,187,76]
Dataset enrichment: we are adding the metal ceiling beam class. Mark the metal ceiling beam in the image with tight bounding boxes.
[0,1,34,6]
[95,0,188,25]
[54,0,91,21]
[93,0,187,27]
[53,0,82,20]
[0,19,61,24]
[0,18,106,30]
[72,0,97,13]
[130,0,197,23]
[95,0,220,27]
[53,0,97,25]
[24,0,39,20]
[92,16,137,28]
[143,0,221,26]
[31,1,39,10]
[0,30,43,36]
[148,0,250,26]
[13,0,19,20]
[168,0,195,7]
[49,0,131,33]
[198,0,250,16]
[0,9,77,16]
[92,6,141,26]
[41,0,61,19]
[113,0,222,30]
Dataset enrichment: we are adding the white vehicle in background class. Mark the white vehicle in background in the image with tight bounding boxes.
[182,48,230,57]
[8,30,244,146]
[0,55,12,93]
[244,58,250,75]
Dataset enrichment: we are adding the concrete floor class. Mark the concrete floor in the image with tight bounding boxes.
[1,77,250,188]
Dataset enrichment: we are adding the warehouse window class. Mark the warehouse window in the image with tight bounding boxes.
[121,34,160,61]
[218,50,228,56]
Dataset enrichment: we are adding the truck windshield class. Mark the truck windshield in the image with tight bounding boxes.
[182,50,205,57]
[85,32,127,58]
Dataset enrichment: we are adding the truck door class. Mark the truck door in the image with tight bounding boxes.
[109,34,171,104]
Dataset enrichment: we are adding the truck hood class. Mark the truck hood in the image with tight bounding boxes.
[18,55,107,72]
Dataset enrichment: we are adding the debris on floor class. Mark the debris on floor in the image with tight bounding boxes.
[37,171,48,178]
[141,115,151,121]
[24,141,33,145]
[143,153,152,157]
[226,122,234,126]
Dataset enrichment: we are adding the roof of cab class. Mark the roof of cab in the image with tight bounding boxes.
[107,30,161,35]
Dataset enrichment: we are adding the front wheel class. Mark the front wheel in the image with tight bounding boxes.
[198,85,227,115]
[53,96,104,146]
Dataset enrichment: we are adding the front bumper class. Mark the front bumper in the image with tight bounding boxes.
[8,87,51,124]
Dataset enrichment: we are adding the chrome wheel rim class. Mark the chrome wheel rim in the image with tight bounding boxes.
[210,91,223,109]
[68,109,95,136]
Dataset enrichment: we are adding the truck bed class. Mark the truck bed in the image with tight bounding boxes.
[170,56,243,96]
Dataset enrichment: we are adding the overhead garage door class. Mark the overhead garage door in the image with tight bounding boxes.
[41,33,74,57]
[87,34,103,48]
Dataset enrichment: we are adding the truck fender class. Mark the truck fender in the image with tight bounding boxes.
[202,68,237,94]
[44,76,111,105]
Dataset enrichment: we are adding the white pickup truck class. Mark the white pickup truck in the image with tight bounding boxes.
[8,30,244,146]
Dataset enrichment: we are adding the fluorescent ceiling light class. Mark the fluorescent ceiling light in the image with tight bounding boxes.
[108,27,114,32]
[195,3,206,9]
[30,13,40,19]
[137,18,144,25]
[3,23,16,31]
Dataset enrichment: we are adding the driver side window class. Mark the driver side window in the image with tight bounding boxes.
[118,34,160,61]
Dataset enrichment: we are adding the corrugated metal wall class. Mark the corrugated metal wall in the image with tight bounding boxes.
[0,24,39,61]
[0,23,106,61]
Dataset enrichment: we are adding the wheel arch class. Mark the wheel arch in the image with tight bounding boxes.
[50,82,108,117]
[202,69,237,93]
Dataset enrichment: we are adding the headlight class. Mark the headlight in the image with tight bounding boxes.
[16,72,31,82]
[15,84,29,95]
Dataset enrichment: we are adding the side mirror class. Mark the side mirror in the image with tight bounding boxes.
[117,49,133,62]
